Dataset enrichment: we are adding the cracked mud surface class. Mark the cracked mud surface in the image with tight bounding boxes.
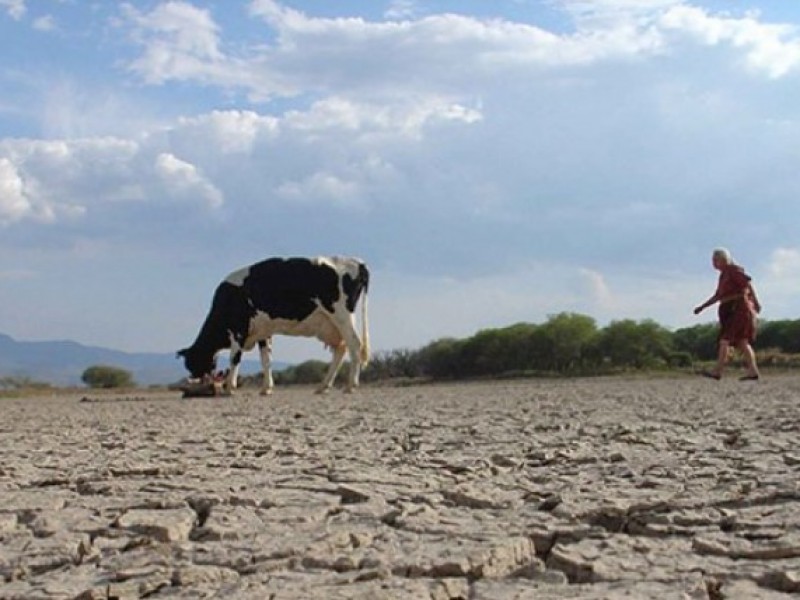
[1,375,799,599]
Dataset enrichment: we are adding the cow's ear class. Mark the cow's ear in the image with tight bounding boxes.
[176,349,187,359]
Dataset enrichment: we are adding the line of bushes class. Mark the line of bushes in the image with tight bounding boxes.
[273,313,800,384]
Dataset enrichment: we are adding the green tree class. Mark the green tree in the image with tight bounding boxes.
[417,338,464,379]
[597,319,673,369]
[81,365,135,389]
[498,322,541,372]
[460,328,509,376]
[758,319,800,354]
[537,313,599,372]
[673,323,718,360]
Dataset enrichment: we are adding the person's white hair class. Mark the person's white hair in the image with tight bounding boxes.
[712,247,732,264]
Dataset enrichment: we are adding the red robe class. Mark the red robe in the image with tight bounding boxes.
[715,264,757,344]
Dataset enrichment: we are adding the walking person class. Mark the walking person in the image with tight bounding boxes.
[693,247,761,380]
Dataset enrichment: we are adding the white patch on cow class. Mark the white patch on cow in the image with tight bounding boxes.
[228,331,242,352]
[315,255,362,281]
[312,256,335,269]
[225,266,250,287]
[245,308,344,350]
[259,338,274,395]
[224,332,244,390]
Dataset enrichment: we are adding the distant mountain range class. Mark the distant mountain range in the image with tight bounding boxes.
[0,333,280,387]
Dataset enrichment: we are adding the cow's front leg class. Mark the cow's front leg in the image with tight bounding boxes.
[225,348,243,394]
[258,338,274,396]
[316,343,347,394]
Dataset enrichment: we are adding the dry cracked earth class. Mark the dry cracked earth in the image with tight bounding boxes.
[1,375,800,599]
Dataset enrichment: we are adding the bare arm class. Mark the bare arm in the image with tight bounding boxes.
[694,291,746,315]
[694,294,718,315]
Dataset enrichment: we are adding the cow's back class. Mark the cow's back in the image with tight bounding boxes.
[230,257,340,321]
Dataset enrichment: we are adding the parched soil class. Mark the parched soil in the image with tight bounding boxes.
[1,375,799,599]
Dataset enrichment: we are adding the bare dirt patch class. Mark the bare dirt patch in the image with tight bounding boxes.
[1,376,799,598]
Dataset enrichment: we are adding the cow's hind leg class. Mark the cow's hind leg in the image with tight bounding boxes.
[316,343,347,394]
[329,312,364,393]
[258,338,274,396]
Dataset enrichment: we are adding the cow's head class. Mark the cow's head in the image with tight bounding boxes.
[176,346,217,379]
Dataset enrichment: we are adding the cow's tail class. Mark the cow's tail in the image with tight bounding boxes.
[359,272,370,367]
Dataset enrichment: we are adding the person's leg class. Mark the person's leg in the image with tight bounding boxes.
[737,339,760,378]
[713,339,731,377]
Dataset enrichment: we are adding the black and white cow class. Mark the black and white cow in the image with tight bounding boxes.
[178,256,370,394]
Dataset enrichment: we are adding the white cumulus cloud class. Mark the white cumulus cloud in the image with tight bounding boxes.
[0,158,32,224]
[33,14,56,32]
[0,0,25,20]
[122,1,241,86]
[276,171,361,208]
[154,152,223,208]
[385,1,420,21]
[661,6,800,78]
[176,110,277,154]
[766,247,800,278]
[580,267,614,308]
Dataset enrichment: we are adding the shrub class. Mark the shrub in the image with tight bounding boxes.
[275,360,331,385]
[81,365,135,389]
[667,352,693,368]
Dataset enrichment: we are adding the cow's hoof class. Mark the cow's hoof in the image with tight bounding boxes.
[259,389,273,397]
[315,387,331,395]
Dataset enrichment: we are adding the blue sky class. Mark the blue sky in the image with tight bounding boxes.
[1,1,800,364]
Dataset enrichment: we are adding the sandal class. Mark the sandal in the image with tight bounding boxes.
[699,370,721,381]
